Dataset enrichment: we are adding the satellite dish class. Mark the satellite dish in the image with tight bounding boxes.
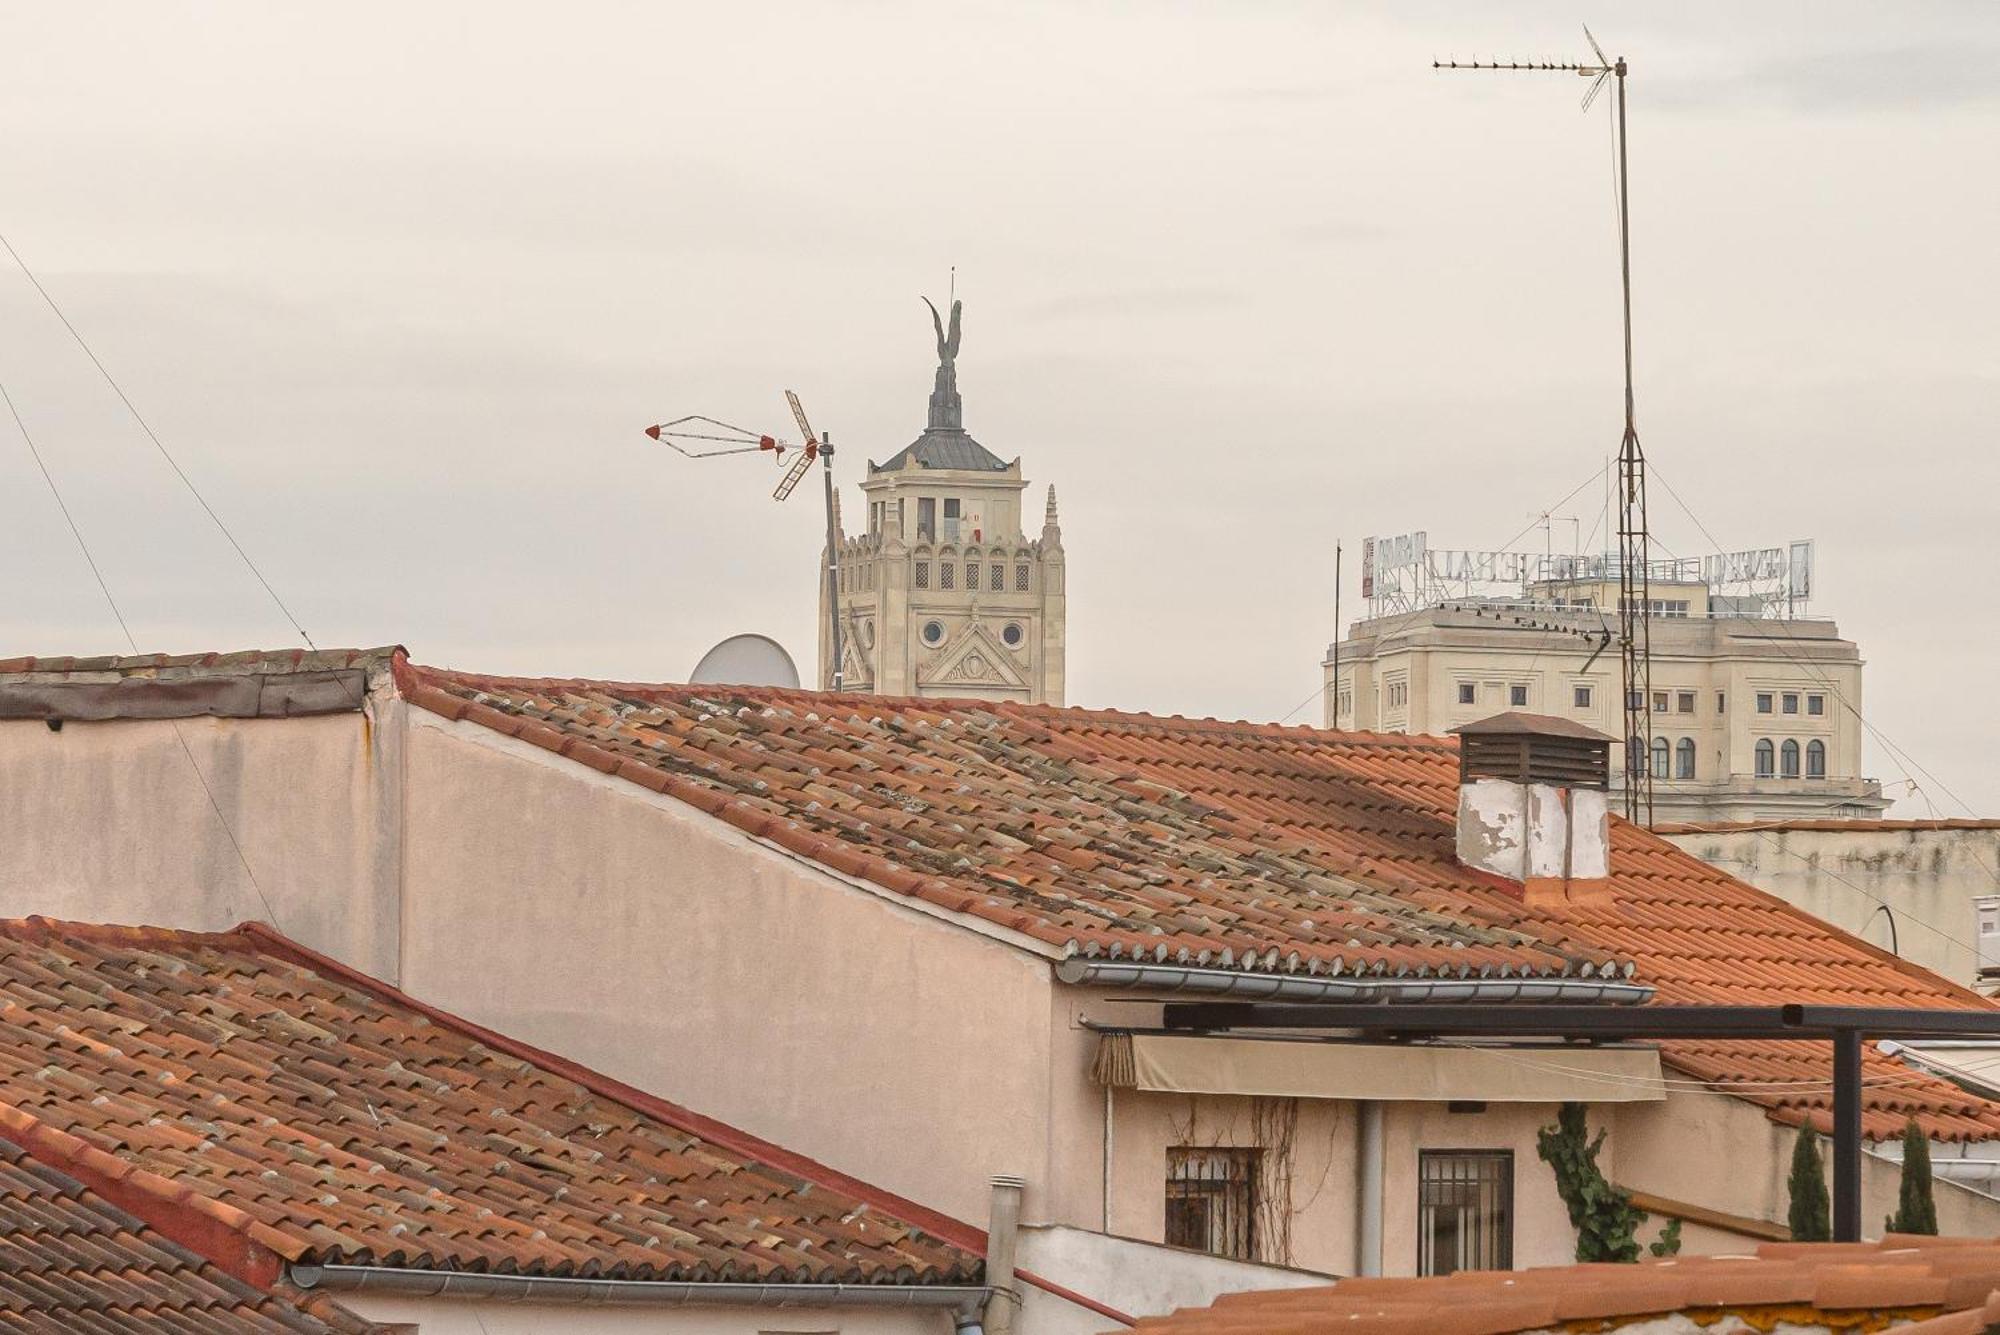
[690,633,801,688]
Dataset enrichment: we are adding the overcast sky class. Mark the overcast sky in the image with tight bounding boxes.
[1,3,1994,813]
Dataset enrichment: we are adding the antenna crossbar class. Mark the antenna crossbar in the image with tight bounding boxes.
[1437,29,1653,825]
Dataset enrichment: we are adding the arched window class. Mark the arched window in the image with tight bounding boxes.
[1628,736,1646,775]
[1806,739,1826,779]
[1780,739,1801,779]
[1675,737,1696,780]
[1754,739,1775,778]
[1651,736,1670,779]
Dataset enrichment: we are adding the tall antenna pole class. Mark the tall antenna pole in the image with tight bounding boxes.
[820,433,846,691]
[1435,31,1654,824]
[1331,540,1343,727]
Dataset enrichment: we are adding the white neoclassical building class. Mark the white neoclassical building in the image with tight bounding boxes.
[1325,565,1888,823]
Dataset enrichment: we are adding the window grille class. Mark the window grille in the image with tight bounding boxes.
[990,563,1004,591]
[1016,564,1030,591]
[915,561,930,589]
[965,563,977,589]
[1417,1150,1512,1276]
[1165,1148,1259,1261]
[941,563,956,590]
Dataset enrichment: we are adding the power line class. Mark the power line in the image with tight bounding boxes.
[0,228,322,654]
[1647,460,1978,819]
[4,377,287,932]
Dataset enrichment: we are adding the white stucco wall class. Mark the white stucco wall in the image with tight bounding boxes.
[1660,826,2000,986]
[1014,1224,1330,1335]
[0,704,405,979]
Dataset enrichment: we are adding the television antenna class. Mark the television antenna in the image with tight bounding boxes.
[1435,27,1654,826]
[644,391,849,690]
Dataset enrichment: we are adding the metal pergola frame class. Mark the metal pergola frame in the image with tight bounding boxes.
[1157,1002,2000,1242]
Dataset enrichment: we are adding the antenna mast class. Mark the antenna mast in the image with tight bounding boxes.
[643,394,847,692]
[1436,29,1653,825]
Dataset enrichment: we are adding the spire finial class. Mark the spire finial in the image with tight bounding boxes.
[1044,484,1059,526]
[922,293,964,430]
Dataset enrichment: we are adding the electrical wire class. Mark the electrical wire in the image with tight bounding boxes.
[3,377,286,931]
[0,228,321,655]
[1647,460,1975,818]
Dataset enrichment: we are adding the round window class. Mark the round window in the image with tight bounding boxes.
[1001,622,1024,647]
[922,620,946,646]
[860,618,876,649]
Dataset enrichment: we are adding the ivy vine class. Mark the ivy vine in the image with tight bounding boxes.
[1536,1101,1681,1262]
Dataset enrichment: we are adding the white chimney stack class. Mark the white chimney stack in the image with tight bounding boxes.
[1450,713,1614,907]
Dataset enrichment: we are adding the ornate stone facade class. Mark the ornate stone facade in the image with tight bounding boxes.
[818,301,1066,703]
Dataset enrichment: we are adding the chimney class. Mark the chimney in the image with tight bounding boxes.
[1449,712,1614,908]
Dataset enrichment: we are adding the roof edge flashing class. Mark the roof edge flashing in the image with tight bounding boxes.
[1055,958,1653,1004]
[289,1264,989,1310]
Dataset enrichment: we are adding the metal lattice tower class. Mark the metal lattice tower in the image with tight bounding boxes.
[1436,29,1654,824]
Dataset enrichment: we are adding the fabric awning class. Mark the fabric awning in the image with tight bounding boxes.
[1092,1032,1664,1103]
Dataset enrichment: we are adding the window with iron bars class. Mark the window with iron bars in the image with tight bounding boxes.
[915,561,930,590]
[1164,1148,1260,1261]
[1015,563,1030,591]
[1417,1150,1513,1276]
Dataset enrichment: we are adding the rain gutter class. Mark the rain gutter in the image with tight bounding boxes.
[290,1264,988,1312]
[1055,958,1653,1005]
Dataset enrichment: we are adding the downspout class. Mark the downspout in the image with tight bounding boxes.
[985,1173,1026,1335]
[1356,1101,1384,1277]
[1102,1084,1114,1232]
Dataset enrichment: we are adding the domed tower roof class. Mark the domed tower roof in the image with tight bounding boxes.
[869,297,1010,475]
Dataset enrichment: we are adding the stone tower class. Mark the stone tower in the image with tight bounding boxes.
[818,300,1066,703]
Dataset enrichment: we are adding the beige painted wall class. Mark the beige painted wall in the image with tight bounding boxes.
[1613,1079,2000,1241]
[397,711,1063,1228]
[339,1293,952,1334]
[0,704,405,979]
[1660,826,2000,986]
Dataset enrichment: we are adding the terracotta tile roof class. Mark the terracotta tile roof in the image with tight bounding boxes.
[0,1136,382,1334]
[0,917,981,1287]
[1118,1237,2000,1335]
[397,664,2000,1141]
